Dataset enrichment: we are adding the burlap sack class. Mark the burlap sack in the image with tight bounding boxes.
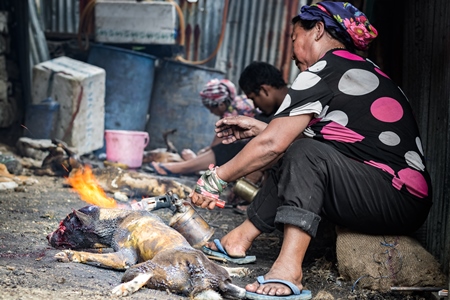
[336,227,447,291]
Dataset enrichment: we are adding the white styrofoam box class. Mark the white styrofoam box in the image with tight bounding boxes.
[32,56,105,155]
[95,1,176,44]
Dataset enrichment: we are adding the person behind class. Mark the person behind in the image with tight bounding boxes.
[151,63,288,180]
[190,2,432,299]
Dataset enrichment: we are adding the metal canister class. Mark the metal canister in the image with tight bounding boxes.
[169,201,215,249]
[233,177,260,203]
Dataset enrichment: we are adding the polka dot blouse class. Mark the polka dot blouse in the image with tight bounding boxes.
[274,49,430,199]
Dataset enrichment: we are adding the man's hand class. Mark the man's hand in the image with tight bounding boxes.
[215,116,268,144]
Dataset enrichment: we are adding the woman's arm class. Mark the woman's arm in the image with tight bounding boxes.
[216,114,312,182]
[191,113,313,209]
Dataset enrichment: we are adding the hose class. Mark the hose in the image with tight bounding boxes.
[173,0,229,65]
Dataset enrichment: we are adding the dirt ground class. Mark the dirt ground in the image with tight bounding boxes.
[0,164,439,300]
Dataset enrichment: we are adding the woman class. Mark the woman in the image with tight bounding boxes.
[190,2,432,299]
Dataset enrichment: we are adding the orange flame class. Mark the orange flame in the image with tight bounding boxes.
[67,166,118,208]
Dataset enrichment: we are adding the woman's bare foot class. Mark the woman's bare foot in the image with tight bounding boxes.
[206,219,261,257]
[245,262,303,296]
[245,224,311,296]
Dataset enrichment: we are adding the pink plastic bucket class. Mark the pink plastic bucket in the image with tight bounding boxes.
[104,130,149,168]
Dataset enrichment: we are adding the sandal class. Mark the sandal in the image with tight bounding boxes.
[147,162,180,177]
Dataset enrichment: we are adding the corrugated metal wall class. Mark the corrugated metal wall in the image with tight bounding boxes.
[39,0,302,86]
[39,0,79,33]
[175,0,302,86]
[216,0,302,87]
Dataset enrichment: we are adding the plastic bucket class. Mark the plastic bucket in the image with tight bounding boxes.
[87,44,157,131]
[146,59,225,153]
[24,98,60,139]
[105,130,149,168]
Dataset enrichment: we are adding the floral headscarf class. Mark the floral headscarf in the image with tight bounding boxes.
[224,95,256,118]
[200,79,237,107]
[200,79,256,118]
[299,1,378,51]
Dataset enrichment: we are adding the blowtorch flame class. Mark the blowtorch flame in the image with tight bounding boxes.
[67,166,118,208]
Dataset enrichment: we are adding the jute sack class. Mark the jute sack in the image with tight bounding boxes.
[336,227,447,291]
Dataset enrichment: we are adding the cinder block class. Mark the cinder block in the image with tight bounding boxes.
[32,56,105,155]
[95,0,176,44]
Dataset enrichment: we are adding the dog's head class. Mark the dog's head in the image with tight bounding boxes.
[47,205,107,249]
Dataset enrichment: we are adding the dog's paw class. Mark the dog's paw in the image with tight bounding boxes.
[54,250,81,263]
[111,282,139,297]
[111,282,136,297]
[223,266,252,277]
[111,273,152,297]
[54,250,70,262]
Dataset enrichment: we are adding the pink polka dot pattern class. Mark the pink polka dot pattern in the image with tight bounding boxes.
[370,97,403,123]
[391,176,403,191]
[374,67,390,78]
[397,168,429,198]
[332,50,365,61]
[364,161,395,176]
[278,49,430,200]
[366,161,428,198]
[321,122,364,143]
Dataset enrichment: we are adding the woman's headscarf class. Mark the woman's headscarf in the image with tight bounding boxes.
[224,95,256,118]
[299,1,377,51]
[200,79,256,118]
[200,79,237,107]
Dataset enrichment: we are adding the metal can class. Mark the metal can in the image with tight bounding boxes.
[233,177,259,203]
[169,201,215,249]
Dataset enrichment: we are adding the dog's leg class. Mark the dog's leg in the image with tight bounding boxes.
[218,281,246,299]
[221,266,251,278]
[111,272,153,297]
[55,249,137,270]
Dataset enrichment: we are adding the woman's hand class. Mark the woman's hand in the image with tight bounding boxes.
[215,116,268,144]
[189,190,218,210]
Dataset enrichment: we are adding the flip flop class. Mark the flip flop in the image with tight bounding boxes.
[245,276,312,300]
[147,162,180,177]
[202,239,256,265]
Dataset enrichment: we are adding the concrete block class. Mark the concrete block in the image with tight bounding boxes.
[95,1,176,44]
[32,56,106,155]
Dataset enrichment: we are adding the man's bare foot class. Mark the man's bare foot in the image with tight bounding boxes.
[181,149,196,161]
[206,219,261,257]
[151,162,176,176]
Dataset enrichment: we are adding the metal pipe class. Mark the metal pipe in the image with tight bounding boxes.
[28,25,39,68]
[390,286,446,292]
[57,0,64,32]
[67,0,74,33]
[28,0,49,63]
[51,0,57,32]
